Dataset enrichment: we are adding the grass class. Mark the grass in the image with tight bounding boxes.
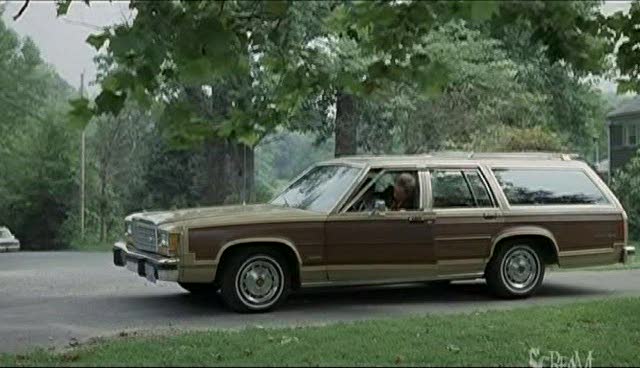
[2,298,640,367]
[68,240,113,252]
[570,256,640,271]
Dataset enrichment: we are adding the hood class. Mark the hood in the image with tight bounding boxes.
[127,204,324,228]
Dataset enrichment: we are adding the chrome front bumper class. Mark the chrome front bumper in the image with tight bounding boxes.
[113,241,179,282]
[0,242,20,252]
[623,245,636,264]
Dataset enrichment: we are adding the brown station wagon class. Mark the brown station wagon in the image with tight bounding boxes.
[113,152,636,312]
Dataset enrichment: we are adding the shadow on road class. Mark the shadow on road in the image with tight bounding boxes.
[97,280,614,316]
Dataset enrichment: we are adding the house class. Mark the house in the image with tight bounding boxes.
[607,96,640,175]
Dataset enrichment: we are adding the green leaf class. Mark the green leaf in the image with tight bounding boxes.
[67,97,94,130]
[470,1,499,21]
[131,85,151,109]
[238,131,260,147]
[617,79,638,94]
[101,73,121,93]
[265,1,289,18]
[86,32,109,51]
[56,0,73,16]
[416,61,450,98]
[178,58,212,85]
[94,90,126,116]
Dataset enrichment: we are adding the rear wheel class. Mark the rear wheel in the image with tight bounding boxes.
[219,247,291,313]
[486,240,545,298]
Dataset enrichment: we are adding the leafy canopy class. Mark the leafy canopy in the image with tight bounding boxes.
[52,0,608,145]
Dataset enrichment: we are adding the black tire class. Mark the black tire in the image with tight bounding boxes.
[485,239,545,299]
[178,282,214,295]
[219,247,291,313]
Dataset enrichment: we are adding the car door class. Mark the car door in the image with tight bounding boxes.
[428,166,502,278]
[324,168,436,282]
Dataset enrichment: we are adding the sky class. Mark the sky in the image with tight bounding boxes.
[1,0,131,96]
[0,0,634,96]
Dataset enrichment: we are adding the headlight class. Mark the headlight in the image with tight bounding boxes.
[157,230,180,254]
[125,221,133,236]
[158,231,169,248]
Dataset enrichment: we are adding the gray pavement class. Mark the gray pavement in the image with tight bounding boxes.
[1,251,640,353]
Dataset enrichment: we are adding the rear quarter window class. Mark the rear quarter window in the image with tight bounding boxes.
[492,168,609,206]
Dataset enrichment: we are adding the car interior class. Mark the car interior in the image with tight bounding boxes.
[347,170,419,212]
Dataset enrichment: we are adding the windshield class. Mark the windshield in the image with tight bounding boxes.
[0,229,12,238]
[270,165,362,213]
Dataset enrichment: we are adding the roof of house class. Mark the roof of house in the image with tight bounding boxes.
[607,96,640,119]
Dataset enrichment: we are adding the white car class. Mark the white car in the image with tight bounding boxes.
[0,227,20,252]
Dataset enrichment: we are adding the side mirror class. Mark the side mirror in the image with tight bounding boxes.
[372,199,387,215]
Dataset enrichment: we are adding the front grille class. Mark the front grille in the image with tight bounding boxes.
[132,221,157,253]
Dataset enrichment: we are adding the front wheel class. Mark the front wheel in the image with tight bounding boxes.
[486,241,545,298]
[220,248,291,313]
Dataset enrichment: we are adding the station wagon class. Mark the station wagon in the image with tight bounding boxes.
[113,152,635,312]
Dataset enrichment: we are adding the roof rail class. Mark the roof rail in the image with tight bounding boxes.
[427,151,577,161]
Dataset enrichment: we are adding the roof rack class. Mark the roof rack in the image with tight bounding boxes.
[342,152,579,161]
[427,151,578,161]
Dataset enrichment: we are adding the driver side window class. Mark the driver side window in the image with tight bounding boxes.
[347,170,420,212]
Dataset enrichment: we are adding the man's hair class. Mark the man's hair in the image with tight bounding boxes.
[396,173,416,194]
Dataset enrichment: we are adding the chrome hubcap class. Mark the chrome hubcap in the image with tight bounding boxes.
[236,256,283,308]
[500,246,540,293]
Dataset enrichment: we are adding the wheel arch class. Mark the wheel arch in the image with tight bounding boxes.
[213,237,302,288]
[490,226,559,265]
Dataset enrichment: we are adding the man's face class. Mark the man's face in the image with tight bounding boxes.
[394,184,407,203]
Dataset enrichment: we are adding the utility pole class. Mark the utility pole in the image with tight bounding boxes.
[594,137,600,165]
[80,72,85,240]
[242,144,247,206]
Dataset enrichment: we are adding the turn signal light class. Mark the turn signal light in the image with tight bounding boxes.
[169,233,180,254]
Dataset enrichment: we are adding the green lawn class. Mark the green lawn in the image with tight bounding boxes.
[573,258,640,271]
[68,240,113,252]
[556,254,639,272]
[2,297,640,367]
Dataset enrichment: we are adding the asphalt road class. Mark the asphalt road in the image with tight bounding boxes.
[1,251,640,353]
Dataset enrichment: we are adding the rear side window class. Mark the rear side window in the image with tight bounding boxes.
[492,169,609,206]
[465,171,493,207]
[431,169,494,208]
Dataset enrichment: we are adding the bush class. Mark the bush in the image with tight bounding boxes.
[611,149,640,240]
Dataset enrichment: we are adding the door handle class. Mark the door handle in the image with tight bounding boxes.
[408,215,424,223]
[483,213,497,220]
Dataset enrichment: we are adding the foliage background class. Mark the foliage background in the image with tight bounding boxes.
[1,1,636,249]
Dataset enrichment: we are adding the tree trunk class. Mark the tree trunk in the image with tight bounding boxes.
[184,86,256,206]
[200,138,255,205]
[334,90,358,157]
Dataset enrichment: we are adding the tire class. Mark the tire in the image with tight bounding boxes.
[219,247,291,313]
[178,282,214,295]
[485,240,545,299]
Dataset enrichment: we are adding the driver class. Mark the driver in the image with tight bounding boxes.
[391,173,417,211]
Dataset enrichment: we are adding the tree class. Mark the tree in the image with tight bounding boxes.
[86,107,150,241]
[611,149,640,239]
[303,19,603,156]
[42,1,607,150]
[0,10,77,249]
[603,1,640,93]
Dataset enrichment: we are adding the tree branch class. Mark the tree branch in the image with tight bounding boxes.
[13,0,30,21]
